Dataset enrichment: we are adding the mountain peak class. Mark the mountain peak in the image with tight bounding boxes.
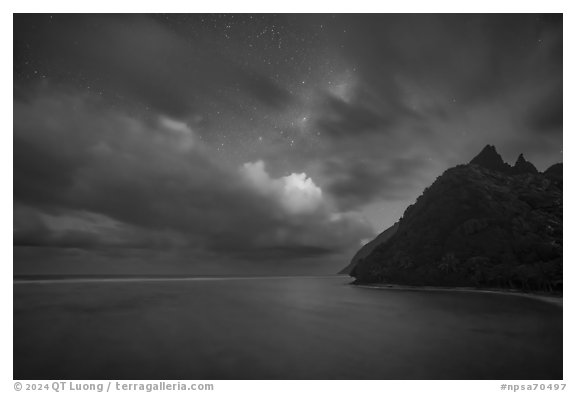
[511,153,538,175]
[516,153,527,165]
[469,144,508,172]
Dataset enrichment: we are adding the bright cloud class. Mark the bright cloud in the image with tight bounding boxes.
[240,160,323,214]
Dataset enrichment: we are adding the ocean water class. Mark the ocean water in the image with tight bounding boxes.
[13,276,562,379]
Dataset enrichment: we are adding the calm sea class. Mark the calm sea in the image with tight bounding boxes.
[14,276,562,379]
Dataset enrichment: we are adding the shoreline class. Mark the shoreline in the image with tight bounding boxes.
[13,274,562,307]
[351,282,563,307]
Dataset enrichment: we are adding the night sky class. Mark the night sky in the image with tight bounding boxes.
[13,14,563,275]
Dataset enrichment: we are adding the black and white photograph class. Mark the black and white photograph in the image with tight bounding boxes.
[12,10,564,383]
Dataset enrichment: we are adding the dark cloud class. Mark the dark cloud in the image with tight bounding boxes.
[314,94,396,137]
[14,135,79,207]
[242,71,294,110]
[527,87,563,134]
[308,14,562,145]
[13,92,372,258]
[330,14,561,104]
[322,157,428,209]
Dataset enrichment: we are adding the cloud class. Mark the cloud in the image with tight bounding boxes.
[310,14,562,145]
[314,94,397,137]
[240,160,323,215]
[526,86,563,134]
[157,116,197,150]
[14,204,190,249]
[14,90,372,258]
[321,157,428,209]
